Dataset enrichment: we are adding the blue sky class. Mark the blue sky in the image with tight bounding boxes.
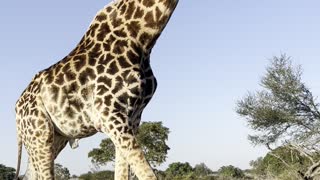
[2,0,320,176]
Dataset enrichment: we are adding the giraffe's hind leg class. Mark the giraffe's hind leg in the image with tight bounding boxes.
[19,105,55,180]
[23,132,68,180]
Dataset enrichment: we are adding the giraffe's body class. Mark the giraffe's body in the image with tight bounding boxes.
[15,0,178,179]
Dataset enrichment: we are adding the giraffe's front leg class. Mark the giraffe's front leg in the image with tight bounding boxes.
[115,147,129,180]
[101,113,156,180]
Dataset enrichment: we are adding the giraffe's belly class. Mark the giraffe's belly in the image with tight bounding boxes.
[41,83,98,139]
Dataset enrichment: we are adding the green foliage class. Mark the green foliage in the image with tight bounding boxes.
[237,55,320,179]
[249,146,314,179]
[193,163,214,177]
[236,55,320,146]
[77,162,215,180]
[218,165,245,179]
[54,163,70,180]
[136,122,170,167]
[88,138,115,166]
[249,157,267,177]
[0,164,15,180]
[165,162,194,178]
[88,121,170,167]
[78,170,114,180]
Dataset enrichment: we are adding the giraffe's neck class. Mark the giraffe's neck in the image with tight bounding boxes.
[73,0,178,56]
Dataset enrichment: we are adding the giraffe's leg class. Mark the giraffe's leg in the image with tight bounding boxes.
[52,133,68,159]
[23,131,68,180]
[21,108,55,180]
[22,161,37,180]
[102,113,156,180]
[114,114,142,180]
[115,147,129,180]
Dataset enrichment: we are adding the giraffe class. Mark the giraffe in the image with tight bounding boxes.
[14,0,178,179]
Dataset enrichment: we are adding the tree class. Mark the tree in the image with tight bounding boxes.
[88,121,170,168]
[54,163,70,180]
[193,163,213,177]
[217,165,245,179]
[88,138,115,166]
[249,157,267,178]
[165,162,194,178]
[236,55,320,179]
[250,146,314,179]
[0,164,15,180]
[79,170,114,180]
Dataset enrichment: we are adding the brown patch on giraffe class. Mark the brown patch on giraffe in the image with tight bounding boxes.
[73,54,87,72]
[53,63,63,75]
[103,107,109,117]
[115,112,126,123]
[97,22,111,41]
[134,6,144,19]
[90,44,101,56]
[78,68,96,85]
[70,98,84,112]
[117,0,124,9]
[144,11,157,29]
[97,76,112,87]
[125,2,135,19]
[118,56,132,68]
[115,125,122,132]
[103,42,111,52]
[69,82,79,92]
[97,85,109,95]
[112,76,124,94]
[113,119,122,125]
[142,0,155,7]
[77,117,84,124]
[113,40,128,54]
[159,0,171,8]
[106,6,113,13]
[126,21,141,38]
[114,28,127,38]
[97,64,105,74]
[117,92,129,105]
[126,50,140,64]
[45,71,54,84]
[88,23,100,38]
[65,69,76,81]
[139,32,153,46]
[103,95,113,106]
[62,62,71,73]
[107,61,119,75]
[55,73,65,86]
[50,85,60,102]
[113,101,126,112]
[120,3,127,15]
[95,13,107,22]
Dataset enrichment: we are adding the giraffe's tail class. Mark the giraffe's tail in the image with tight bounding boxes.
[14,135,22,180]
